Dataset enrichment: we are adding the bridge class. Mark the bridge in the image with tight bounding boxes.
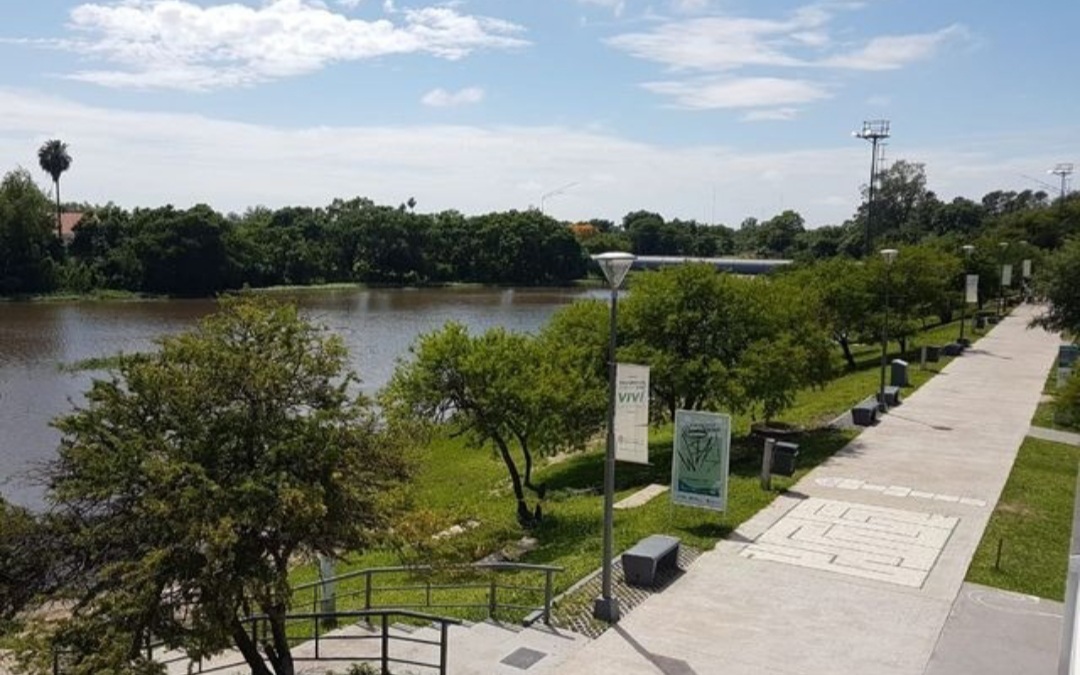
[632,256,792,275]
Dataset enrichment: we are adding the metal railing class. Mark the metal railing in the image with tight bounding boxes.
[295,561,561,627]
[55,609,461,675]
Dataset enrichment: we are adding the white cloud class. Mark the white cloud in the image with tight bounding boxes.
[0,89,1066,229]
[39,0,527,91]
[742,107,801,122]
[421,86,486,107]
[643,77,829,110]
[821,25,968,70]
[606,16,811,71]
[579,0,626,17]
[605,4,969,114]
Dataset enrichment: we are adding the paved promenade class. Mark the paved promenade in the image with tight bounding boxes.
[556,305,1061,675]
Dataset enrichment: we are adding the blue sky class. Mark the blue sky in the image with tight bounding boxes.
[0,0,1076,227]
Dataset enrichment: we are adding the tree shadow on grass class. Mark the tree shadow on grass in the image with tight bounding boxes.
[542,426,855,493]
[728,427,854,478]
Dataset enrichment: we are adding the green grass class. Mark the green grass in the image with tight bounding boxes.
[1029,355,1080,432]
[967,437,1080,600]
[285,317,977,626]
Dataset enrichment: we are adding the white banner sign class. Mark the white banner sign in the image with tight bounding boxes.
[671,410,731,512]
[614,363,650,464]
[1023,259,1032,278]
[965,274,979,304]
[1002,264,1013,287]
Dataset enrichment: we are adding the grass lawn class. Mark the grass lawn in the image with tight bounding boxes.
[1030,356,1080,432]
[288,317,977,625]
[966,436,1080,600]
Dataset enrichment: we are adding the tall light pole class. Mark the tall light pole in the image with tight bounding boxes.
[959,244,975,345]
[592,251,635,624]
[879,248,898,411]
[540,181,578,214]
[1050,163,1074,201]
[998,241,1008,316]
[853,120,891,257]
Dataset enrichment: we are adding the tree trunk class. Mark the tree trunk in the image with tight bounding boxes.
[899,336,908,356]
[492,433,533,527]
[266,607,295,675]
[54,179,62,241]
[230,619,275,675]
[837,334,856,369]
[514,430,545,499]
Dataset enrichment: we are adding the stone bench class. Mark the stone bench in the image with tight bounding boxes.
[876,385,902,407]
[852,397,879,427]
[622,535,680,587]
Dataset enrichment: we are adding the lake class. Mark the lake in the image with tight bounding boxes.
[0,287,605,509]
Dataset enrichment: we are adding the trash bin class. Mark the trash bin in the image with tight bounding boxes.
[771,442,799,477]
[975,315,986,329]
[925,346,940,363]
[890,359,909,387]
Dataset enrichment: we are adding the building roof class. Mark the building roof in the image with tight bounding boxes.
[59,212,84,238]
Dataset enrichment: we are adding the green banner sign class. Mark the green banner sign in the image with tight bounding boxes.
[671,410,731,512]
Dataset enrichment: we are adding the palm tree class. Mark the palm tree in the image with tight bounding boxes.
[37,139,72,240]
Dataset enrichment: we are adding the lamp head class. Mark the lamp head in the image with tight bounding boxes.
[880,248,899,265]
[592,251,636,289]
[961,244,975,256]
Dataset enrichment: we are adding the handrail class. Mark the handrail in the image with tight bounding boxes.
[292,561,563,592]
[75,609,464,675]
[297,561,562,627]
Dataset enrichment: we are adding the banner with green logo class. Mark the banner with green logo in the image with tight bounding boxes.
[671,410,731,512]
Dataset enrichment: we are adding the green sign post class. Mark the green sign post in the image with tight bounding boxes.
[671,410,731,512]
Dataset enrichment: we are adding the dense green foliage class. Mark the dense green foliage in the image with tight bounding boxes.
[2,153,1079,297]
[619,264,832,423]
[17,298,412,675]
[0,169,56,294]
[1033,237,1080,337]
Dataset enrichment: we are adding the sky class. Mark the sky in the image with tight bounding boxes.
[0,0,1076,228]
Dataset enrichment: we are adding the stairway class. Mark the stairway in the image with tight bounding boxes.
[159,619,590,675]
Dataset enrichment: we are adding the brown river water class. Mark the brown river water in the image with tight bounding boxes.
[0,287,603,509]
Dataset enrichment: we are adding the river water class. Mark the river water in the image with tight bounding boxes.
[0,287,603,509]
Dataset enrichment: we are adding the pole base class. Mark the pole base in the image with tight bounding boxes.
[593,596,621,623]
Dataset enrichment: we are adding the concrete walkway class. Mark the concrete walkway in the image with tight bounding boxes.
[553,305,1060,675]
[1029,425,1080,447]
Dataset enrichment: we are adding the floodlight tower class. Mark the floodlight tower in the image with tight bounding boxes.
[853,120,891,258]
[1049,163,1074,200]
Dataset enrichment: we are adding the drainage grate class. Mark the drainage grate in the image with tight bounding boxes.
[551,545,702,639]
[500,647,548,670]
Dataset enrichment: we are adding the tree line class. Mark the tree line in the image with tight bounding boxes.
[2,154,1080,297]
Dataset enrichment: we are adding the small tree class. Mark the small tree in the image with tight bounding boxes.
[29,297,411,675]
[382,322,602,527]
[37,139,72,240]
[1033,237,1080,337]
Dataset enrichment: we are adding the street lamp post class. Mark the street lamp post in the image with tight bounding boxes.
[959,244,975,345]
[853,120,891,257]
[998,242,1008,316]
[879,248,899,411]
[592,251,636,624]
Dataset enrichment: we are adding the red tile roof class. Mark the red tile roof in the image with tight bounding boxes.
[59,212,84,237]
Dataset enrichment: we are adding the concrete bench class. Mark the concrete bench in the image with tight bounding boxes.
[941,342,964,357]
[851,397,879,426]
[622,535,680,587]
[876,385,901,407]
